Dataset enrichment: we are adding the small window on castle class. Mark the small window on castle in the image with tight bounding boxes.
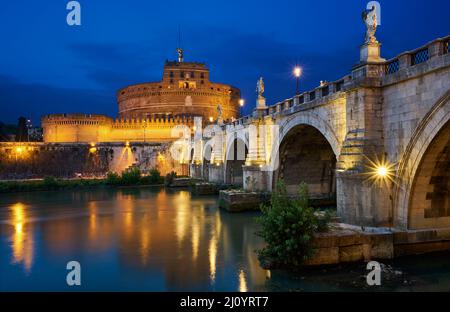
[191,71,195,78]
[201,80,204,84]
[200,73,205,79]
[180,71,184,78]
[170,71,174,78]
[170,79,174,84]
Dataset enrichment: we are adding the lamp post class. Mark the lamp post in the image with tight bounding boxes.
[239,99,245,117]
[293,66,302,95]
[143,120,146,143]
[26,119,32,142]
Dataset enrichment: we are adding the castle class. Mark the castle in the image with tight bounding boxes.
[42,50,241,143]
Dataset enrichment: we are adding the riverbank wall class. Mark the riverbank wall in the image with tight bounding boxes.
[0,142,187,180]
[306,224,450,266]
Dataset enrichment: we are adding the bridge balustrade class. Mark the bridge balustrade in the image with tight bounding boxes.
[411,48,429,66]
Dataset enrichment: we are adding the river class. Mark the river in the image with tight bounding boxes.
[1,187,450,291]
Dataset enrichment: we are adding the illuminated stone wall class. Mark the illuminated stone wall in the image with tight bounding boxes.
[42,114,194,143]
[0,142,184,179]
[117,61,240,121]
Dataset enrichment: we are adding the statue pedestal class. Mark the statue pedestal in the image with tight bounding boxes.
[256,96,267,110]
[360,41,385,63]
[253,96,267,118]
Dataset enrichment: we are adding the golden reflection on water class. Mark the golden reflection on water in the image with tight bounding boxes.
[239,270,248,292]
[10,203,34,273]
[140,214,151,265]
[88,201,97,237]
[4,188,270,290]
[175,191,189,245]
[209,232,218,284]
[191,216,200,261]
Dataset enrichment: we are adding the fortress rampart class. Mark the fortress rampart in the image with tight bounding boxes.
[42,114,194,143]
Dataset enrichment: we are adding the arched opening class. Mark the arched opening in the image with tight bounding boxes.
[274,124,337,204]
[225,138,248,186]
[409,120,450,229]
[203,145,212,180]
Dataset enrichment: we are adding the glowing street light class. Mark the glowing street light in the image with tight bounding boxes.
[376,165,388,178]
[209,116,214,123]
[293,66,302,95]
[365,155,396,188]
[239,99,245,117]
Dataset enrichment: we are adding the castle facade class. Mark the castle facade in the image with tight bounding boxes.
[42,53,241,143]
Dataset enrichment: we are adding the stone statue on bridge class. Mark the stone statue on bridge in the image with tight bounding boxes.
[255,77,267,110]
[217,104,224,125]
[217,104,223,118]
[362,5,378,43]
[256,77,265,99]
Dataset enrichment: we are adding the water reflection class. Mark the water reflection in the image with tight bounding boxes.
[3,188,450,291]
[10,203,34,273]
[0,188,269,291]
[209,231,217,284]
[239,270,248,292]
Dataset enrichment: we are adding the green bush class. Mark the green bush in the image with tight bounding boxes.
[148,168,162,184]
[121,167,141,185]
[105,172,121,185]
[164,171,177,186]
[43,176,58,188]
[256,180,330,268]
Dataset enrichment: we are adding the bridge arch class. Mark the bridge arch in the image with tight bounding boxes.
[274,112,340,200]
[278,112,342,157]
[202,142,213,180]
[224,136,248,185]
[395,91,450,229]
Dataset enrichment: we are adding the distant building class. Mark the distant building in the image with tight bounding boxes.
[42,50,241,143]
[28,127,43,142]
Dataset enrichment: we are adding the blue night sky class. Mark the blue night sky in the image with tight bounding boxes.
[0,0,449,125]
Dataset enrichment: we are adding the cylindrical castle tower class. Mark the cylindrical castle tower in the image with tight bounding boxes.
[117,54,241,121]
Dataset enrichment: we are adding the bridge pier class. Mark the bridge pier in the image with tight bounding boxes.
[337,172,392,227]
[243,165,272,192]
[208,163,225,184]
[189,163,203,179]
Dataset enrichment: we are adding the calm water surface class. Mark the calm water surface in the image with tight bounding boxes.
[1,187,450,292]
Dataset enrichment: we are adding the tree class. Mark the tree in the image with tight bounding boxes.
[15,117,28,142]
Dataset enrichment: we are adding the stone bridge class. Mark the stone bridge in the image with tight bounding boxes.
[189,35,450,231]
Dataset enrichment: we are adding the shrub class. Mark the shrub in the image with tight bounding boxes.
[105,172,121,185]
[256,180,330,268]
[164,171,177,186]
[148,168,162,184]
[120,167,141,185]
[43,176,58,188]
